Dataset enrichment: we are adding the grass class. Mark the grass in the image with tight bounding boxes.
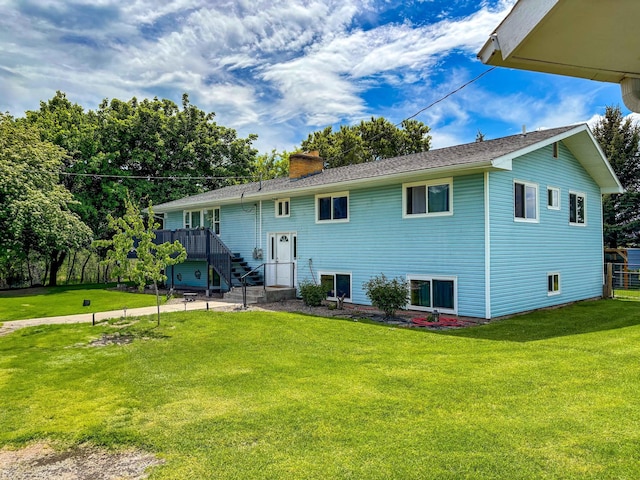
[1,299,640,478]
[0,284,163,321]
[614,289,640,300]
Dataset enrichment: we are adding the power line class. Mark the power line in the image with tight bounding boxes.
[57,171,253,181]
[322,66,497,164]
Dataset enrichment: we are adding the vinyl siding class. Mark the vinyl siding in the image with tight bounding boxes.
[489,142,603,317]
[258,175,486,317]
[168,260,208,289]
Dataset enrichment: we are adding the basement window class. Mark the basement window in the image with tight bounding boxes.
[407,275,457,314]
[320,272,351,301]
[547,272,561,296]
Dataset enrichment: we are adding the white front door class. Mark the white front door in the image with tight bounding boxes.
[266,233,295,287]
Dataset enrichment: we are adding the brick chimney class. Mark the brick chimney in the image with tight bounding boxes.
[289,151,324,179]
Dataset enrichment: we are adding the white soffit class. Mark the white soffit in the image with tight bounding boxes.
[478,0,640,83]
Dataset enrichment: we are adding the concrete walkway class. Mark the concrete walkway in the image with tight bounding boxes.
[0,299,242,336]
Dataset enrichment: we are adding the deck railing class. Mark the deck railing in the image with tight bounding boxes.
[154,228,233,287]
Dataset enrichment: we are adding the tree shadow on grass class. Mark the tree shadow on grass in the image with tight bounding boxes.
[436,299,640,343]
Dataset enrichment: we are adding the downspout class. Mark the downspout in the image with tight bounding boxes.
[484,171,492,319]
[621,78,640,113]
[259,200,263,251]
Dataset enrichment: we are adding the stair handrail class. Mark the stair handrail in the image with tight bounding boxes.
[241,262,267,309]
[205,228,233,288]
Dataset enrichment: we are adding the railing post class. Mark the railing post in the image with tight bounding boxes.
[242,277,247,309]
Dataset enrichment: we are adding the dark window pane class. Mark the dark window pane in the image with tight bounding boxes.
[514,183,525,218]
[569,193,577,223]
[320,274,334,297]
[433,280,454,310]
[410,280,431,307]
[428,184,449,213]
[336,274,351,298]
[318,197,332,220]
[333,196,348,219]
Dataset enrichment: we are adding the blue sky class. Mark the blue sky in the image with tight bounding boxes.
[0,0,636,153]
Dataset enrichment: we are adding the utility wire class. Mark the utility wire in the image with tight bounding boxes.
[53,67,497,183]
[322,66,497,164]
[57,171,253,181]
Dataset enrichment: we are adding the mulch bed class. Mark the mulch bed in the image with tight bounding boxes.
[254,299,483,330]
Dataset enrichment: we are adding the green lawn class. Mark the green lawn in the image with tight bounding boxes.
[0,284,162,321]
[1,299,640,479]
[614,289,640,300]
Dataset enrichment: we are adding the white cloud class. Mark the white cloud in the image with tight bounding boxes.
[6,0,625,156]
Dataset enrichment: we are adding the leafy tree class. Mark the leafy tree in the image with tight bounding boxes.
[250,149,290,181]
[93,199,186,325]
[301,117,431,168]
[592,106,640,247]
[24,92,259,239]
[0,113,92,286]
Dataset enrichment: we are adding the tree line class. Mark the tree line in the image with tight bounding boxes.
[1,91,638,289]
[0,92,433,288]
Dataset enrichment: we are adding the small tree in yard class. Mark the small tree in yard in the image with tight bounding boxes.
[363,274,409,319]
[94,199,186,325]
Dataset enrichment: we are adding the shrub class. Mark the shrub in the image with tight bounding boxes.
[363,274,409,319]
[298,280,327,307]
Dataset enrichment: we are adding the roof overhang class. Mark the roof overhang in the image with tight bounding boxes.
[491,124,623,194]
[478,0,640,112]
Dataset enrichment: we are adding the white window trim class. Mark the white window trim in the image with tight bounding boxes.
[547,272,561,296]
[183,209,201,229]
[402,177,454,219]
[275,198,290,218]
[547,187,560,210]
[315,191,349,223]
[569,191,587,226]
[319,271,352,302]
[406,274,458,315]
[514,180,539,223]
[204,207,221,234]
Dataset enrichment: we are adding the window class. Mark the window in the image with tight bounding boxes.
[569,192,586,225]
[316,192,349,222]
[547,272,561,295]
[514,181,538,222]
[320,272,351,300]
[275,198,290,218]
[403,178,453,217]
[184,210,202,229]
[407,275,457,314]
[204,208,220,234]
[547,187,560,210]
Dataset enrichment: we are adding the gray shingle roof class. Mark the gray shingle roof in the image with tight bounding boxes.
[154,124,579,211]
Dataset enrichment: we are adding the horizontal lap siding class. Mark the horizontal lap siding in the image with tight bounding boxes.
[285,175,486,318]
[165,211,183,230]
[169,261,208,289]
[489,143,603,318]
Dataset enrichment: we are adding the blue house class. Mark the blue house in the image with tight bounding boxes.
[153,124,622,319]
